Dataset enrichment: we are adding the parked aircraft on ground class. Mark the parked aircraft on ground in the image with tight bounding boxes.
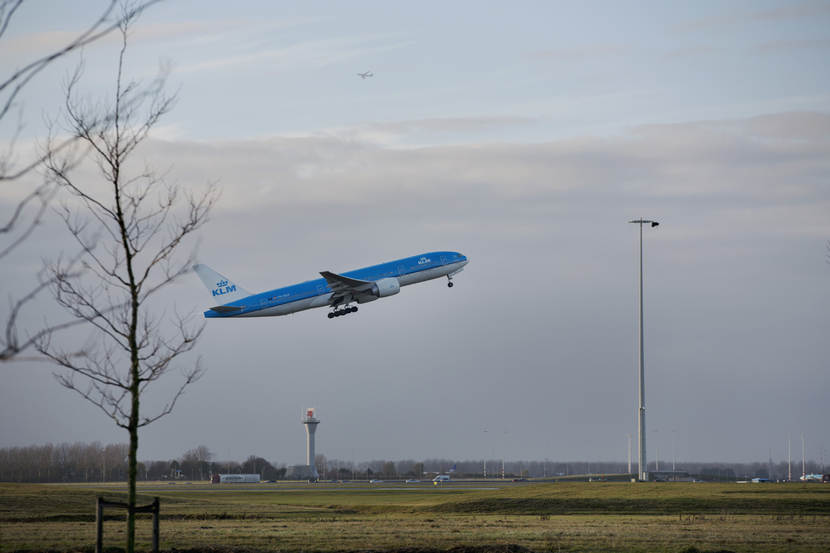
[194,251,468,320]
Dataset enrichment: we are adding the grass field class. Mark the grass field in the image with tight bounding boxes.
[1,480,828,552]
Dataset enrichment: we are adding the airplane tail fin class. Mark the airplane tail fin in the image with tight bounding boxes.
[193,264,252,304]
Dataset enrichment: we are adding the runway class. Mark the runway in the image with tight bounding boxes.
[131,480,509,493]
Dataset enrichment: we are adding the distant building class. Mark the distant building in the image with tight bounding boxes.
[650,471,692,482]
[286,465,318,480]
[211,474,260,484]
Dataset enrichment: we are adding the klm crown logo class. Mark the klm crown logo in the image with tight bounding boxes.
[212,279,237,297]
[418,257,431,265]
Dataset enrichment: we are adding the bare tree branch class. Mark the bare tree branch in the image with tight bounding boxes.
[35,7,214,551]
[0,183,54,258]
[1,0,165,363]
[0,259,85,361]
[0,2,24,42]
[0,0,164,182]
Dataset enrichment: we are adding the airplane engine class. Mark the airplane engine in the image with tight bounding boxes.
[371,277,400,297]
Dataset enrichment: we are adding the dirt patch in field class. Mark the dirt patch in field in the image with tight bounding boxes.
[163,547,536,553]
[12,544,540,553]
[8,546,537,553]
[432,496,830,515]
[359,546,535,553]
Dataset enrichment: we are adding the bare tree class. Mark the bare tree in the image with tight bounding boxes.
[0,0,161,361]
[181,445,212,480]
[36,7,216,552]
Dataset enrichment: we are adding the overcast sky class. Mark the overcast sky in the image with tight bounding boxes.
[1,1,828,467]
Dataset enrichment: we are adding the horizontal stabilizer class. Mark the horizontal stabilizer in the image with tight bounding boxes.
[209,305,245,313]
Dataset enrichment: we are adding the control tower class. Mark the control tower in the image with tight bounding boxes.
[303,408,320,479]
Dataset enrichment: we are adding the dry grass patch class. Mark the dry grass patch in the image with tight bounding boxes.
[2,482,829,552]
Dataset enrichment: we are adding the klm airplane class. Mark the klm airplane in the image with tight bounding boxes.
[194,251,468,320]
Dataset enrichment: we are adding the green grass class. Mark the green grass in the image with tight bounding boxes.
[1,481,828,552]
[432,481,830,515]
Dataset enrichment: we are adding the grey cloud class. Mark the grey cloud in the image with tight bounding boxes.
[178,33,412,74]
[754,38,830,53]
[142,111,830,215]
[663,45,722,60]
[3,111,828,464]
[316,116,538,145]
[529,44,632,62]
[675,0,830,32]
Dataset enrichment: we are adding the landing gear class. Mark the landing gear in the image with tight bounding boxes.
[447,281,454,288]
[328,305,358,319]
[447,275,455,288]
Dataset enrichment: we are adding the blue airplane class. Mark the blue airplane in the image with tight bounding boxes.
[194,251,468,320]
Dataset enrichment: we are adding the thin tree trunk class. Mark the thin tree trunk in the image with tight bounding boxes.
[124,202,140,553]
[126,362,138,550]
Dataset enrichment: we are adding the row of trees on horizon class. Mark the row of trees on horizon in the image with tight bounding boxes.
[1,441,826,483]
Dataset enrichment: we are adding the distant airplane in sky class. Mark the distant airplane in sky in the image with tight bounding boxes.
[194,251,468,320]
[357,71,373,79]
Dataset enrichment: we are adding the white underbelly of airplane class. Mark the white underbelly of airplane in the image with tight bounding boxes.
[239,293,331,317]
[236,261,464,318]
[399,261,464,286]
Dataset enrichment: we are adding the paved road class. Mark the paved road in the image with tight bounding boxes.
[130,480,510,493]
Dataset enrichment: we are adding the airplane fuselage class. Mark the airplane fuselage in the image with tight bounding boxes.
[203,251,467,319]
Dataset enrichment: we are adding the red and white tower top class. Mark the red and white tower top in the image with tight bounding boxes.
[303,408,319,424]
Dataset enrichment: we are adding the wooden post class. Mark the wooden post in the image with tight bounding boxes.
[95,497,103,553]
[151,497,160,553]
[95,496,159,551]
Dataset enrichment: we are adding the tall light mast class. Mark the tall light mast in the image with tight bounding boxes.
[630,218,659,481]
[788,435,792,481]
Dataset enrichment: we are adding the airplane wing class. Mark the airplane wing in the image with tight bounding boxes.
[319,271,375,294]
